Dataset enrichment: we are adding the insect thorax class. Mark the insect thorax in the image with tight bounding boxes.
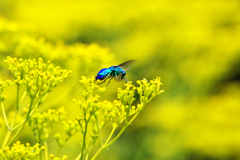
[109,66,125,78]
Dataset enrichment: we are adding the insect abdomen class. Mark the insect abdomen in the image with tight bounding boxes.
[95,68,112,80]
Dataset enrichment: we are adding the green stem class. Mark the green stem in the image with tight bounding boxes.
[30,99,41,115]
[1,130,11,149]
[1,98,9,129]
[3,108,20,147]
[106,111,140,148]
[90,127,116,160]
[6,118,27,147]
[39,140,43,160]
[75,152,82,160]
[40,151,43,160]
[91,111,141,160]
[85,152,90,160]
[44,140,49,160]
[95,116,103,146]
[90,146,103,160]
[20,91,27,102]
[75,137,92,160]
[56,146,62,157]
[9,84,20,128]
[6,98,34,146]
[37,134,42,160]
[11,120,23,131]
[104,127,116,145]
[16,84,20,111]
[80,120,88,160]
[75,120,109,160]
[1,84,21,148]
[56,135,72,157]
[85,141,94,160]
[12,99,40,131]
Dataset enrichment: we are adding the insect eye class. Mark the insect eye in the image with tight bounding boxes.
[122,71,126,77]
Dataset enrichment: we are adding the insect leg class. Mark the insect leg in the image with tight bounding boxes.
[106,76,114,87]
[124,77,128,83]
[98,76,111,85]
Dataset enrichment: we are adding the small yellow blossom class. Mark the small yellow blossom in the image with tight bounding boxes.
[0,141,45,159]
[5,56,72,99]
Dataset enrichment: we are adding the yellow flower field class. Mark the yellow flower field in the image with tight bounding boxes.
[0,0,240,159]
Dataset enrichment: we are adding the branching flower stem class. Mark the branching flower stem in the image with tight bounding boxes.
[56,136,69,157]
[95,116,103,146]
[16,84,20,111]
[91,109,141,160]
[1,95,9,130]
[75,121,108,160]
[80,112,89,160]
[1,84,20,149]
[56,146,62,157]
[20,91,27,102]
[6,97,34,146]
[104,127,117,145]
[11,98,41,131]
[44,140,49,160]
[85,139,95,160]
[10,84,20,128]
[1,99,10,149]
[39,140,43,160]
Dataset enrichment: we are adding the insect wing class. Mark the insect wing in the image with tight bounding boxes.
[118,60,136,71]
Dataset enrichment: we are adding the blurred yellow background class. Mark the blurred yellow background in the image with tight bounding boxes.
[1,0,240,159]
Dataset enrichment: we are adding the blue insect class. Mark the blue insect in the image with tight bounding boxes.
[95,60,135,86]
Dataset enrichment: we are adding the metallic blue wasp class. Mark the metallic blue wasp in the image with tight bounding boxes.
[95,60,135,86]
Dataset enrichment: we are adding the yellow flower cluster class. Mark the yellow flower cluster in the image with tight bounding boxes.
[97,78,164,128]
[54,133,64,148]
[0,141,45,160]
[49,154,68,160]
[137,77,164,109]
[54,120,81,155]
[62,120,81,139]
[28,107,67,142]
[0,18,114,79]
[0,79,14,92]
[99,98,137,128]
[0,78,14,102]
[44,107,67,128]
[28,111,47,141]
[74,77,164,129]
[72,76,163,159]
[73,76,105,132]
[4,56,72,99]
